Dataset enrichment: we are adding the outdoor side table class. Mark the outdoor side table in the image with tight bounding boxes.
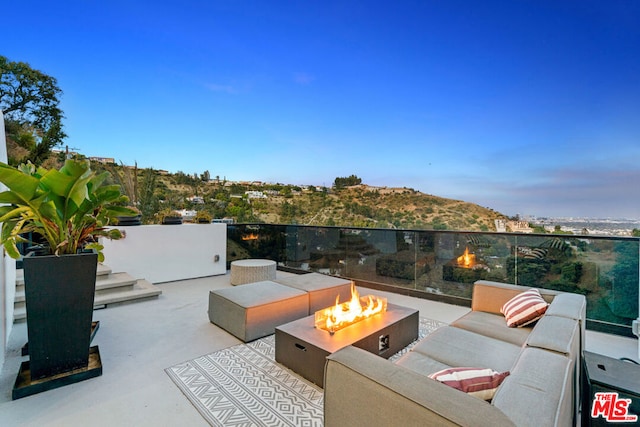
[230,259,277,285]
[582,350,640,426]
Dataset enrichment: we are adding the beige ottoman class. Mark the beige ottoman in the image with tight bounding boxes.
[275,272,353,313]
[230,259,277,285]
[208,280,309,342]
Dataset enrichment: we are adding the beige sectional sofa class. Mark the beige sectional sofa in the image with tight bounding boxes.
[324,280,586,427]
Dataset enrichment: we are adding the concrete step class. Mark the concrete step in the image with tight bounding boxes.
[95,272,137,292]
[15,263,112,288]
[92,279,162,308]
[13,271,139,310]
[13,279,162,322]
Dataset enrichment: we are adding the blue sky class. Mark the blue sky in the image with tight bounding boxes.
[4,1,640,218]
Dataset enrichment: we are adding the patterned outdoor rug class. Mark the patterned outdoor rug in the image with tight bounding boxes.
[166,317,444,427]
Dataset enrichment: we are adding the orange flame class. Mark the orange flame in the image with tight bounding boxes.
[314,282,387,334]
[457,247,476,267]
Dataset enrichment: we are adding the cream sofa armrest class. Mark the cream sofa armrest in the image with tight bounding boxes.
[472,280,560,314]
[324,346,516,427]
[546,293,586,322]
[526,315,579,357]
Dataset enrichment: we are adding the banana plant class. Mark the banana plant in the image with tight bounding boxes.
[0,159,136,262]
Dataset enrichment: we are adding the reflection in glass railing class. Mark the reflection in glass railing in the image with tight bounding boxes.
[228,224,639,337]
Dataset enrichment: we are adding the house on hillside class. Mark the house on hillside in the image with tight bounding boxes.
[245,191,267,199]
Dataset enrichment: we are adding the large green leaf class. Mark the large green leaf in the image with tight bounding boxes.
[0,159,132,259]
[0,191,28,205]
[0,189,48,210]
[0,163,40,202]
[0,205,30,223]
[41,168,90,210]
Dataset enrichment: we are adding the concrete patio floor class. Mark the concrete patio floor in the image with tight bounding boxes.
[0,271,638,426]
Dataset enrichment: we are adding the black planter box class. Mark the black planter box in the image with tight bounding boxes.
[13,253,101,399]
[12,346,102,400]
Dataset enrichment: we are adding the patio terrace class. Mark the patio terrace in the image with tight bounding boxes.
[0,223,639,426]
[0,269,638,426]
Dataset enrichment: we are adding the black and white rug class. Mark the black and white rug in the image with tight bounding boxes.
[166,317,444,427]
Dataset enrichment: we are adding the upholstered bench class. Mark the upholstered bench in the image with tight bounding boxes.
[275,273,353,313]
[208,280,308,342]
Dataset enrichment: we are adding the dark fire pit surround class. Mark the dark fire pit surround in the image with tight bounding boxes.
[275,303,418,387]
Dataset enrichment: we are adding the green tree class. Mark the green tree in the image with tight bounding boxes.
[280,201,298,221]
[608,240,639,320]
[138,168,160,223]
[1,56,66,165]
[333,174,362,189]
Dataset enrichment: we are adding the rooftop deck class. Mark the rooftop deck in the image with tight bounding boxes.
[1,270,638,426]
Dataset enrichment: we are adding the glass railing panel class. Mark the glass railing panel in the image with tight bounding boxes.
[227,224,639,336]
[283,225,342,274]
[584,237,639,328]
[412,231,512,300]
[335,228,420,289]
[227,224,287,265]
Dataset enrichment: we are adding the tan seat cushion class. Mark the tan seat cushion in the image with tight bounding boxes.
[208,280,308,342]
[410,326,522,374]
[275,273,352,313]
[452,311,533,346]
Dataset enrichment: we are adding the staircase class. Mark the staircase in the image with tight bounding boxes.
[14,264,162,322]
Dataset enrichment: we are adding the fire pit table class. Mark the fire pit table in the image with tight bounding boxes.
[275,303,418,387]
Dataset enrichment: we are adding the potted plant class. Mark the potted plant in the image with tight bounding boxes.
[0,159,135,398]
[158,209,183,225]
[195,210,212,224]
[115,205,142,226]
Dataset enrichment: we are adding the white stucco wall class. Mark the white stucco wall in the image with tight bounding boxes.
[101,223,227,283]
[0,109,5,371]
[1,110,17,372]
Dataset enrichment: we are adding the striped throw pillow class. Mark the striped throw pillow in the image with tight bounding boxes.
[428,367,510,401]
[501,288,549,327]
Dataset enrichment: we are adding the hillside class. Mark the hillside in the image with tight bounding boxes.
[151,171,505,231]
[3,144,506,230]
[247,184,504,231]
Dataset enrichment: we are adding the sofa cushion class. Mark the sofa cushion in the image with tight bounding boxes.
[428,367,510,401]
[452,311,533,346]
[324,346,518,427]
[208,281,309,342]
[492,348,574,427]
[395,350,451,376]
[410,326,522,374]
[501,289,549,327]
[472,280,559,314]
[545,292,586,321]
[526,315,579,357]
[275,272,353,313]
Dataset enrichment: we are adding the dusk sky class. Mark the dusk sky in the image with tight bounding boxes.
[4,1,639,219]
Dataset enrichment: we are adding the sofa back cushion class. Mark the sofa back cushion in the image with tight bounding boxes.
[472,280,559,314]
[325,346,518,427]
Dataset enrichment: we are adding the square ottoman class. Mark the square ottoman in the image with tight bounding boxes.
[208,280,309,342]
[275,273,353,313]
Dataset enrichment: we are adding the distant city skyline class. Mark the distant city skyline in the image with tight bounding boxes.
[4,1,639,219]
